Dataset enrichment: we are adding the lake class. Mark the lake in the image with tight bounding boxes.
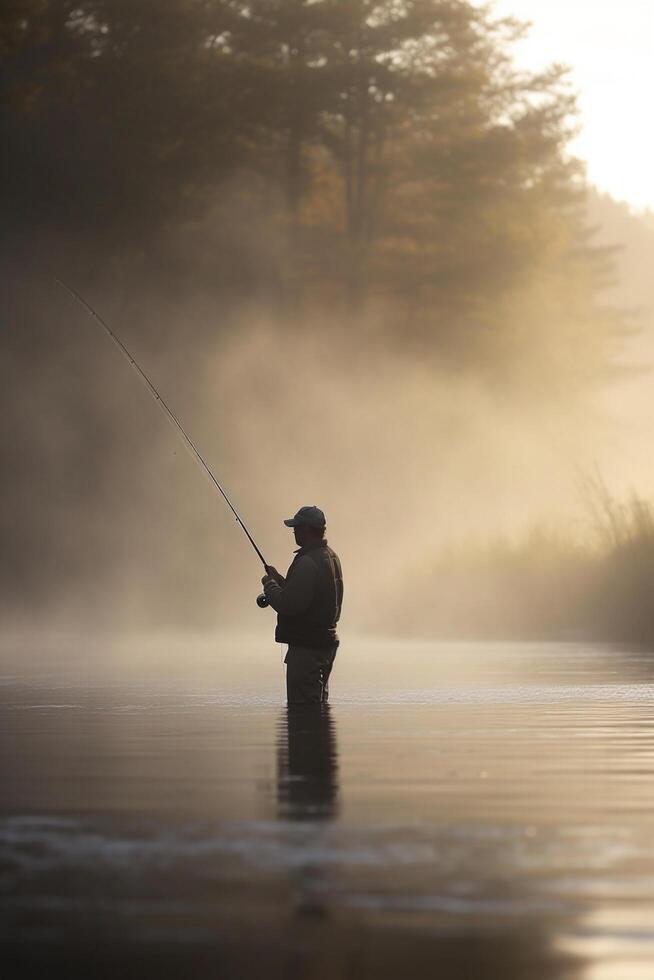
[2,634,654,978]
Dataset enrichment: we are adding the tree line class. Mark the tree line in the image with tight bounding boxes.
[2,0,625,387]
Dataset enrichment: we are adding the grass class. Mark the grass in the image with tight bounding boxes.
[386,477,654,645]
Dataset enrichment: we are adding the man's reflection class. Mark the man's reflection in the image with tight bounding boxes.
[276,705,339,822]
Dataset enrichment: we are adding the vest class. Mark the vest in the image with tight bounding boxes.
[275,541,343,649]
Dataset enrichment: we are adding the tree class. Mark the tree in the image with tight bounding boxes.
[1,0,625,383]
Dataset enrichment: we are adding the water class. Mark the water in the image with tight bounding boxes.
[2,634,654,978]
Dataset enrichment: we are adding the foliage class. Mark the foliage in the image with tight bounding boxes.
[382,483,654,644]
[1,0,625,387]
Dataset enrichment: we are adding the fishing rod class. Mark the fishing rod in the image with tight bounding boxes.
[55,278,272,604]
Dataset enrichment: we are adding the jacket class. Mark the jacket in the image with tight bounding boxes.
[263,540,343,649]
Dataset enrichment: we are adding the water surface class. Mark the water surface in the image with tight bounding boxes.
[2,635,654,978]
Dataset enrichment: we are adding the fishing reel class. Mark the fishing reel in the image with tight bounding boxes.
[256,593,269,608]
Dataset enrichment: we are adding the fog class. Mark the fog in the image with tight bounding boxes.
[6,13,654,980]
[4,262,652,638]
[3,1,654,643]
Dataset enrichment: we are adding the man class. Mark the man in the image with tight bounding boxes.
[262,506,343,705]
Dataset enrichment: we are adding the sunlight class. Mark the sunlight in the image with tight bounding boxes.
[492,0,654,210]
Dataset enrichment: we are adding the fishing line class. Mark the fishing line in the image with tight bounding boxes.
[55,277,270,574]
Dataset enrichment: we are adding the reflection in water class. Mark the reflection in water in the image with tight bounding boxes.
[276,705,339,822]
[272,706,585,977]
[276,706,339,921]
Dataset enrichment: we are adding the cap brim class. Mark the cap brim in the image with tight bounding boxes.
[283,519,299,527]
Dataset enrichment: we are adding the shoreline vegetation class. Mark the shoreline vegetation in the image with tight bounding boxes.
[387,478,654,646]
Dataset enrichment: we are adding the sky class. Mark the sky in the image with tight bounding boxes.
[492,0,654,212]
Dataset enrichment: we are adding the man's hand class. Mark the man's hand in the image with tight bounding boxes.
[264,565,285,586]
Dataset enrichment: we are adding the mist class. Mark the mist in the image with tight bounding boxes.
[2,0,654,643]
[7,9,654,979]
[3,255,650,639]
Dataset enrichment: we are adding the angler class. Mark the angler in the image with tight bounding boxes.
[262,506,343,705]
[56,280,344,704]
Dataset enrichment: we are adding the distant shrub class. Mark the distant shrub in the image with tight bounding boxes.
[382,478,654,645]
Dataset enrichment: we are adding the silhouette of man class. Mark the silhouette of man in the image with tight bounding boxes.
[277,705,339,821]
[262,506,343,705]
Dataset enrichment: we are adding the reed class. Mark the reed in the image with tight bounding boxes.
[387,480,654,645]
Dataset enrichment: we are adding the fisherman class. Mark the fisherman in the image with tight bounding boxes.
[262,506,343,705]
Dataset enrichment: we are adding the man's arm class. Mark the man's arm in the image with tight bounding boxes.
[262,556,317,614]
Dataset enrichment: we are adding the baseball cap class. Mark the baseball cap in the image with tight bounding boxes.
[283,505,326,529]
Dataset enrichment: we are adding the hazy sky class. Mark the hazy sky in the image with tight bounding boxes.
[492,0,653,211]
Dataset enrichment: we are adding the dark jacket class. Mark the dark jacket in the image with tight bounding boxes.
[263,540,343,649]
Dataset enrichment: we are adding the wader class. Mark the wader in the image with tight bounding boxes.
[285,643,339,705]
